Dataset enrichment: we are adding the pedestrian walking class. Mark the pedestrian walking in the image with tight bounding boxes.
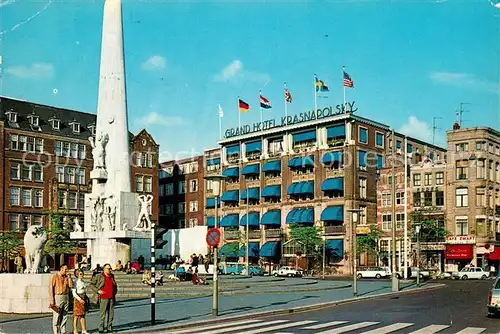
[88,263,117,333]
[72,269,89,334]
[204,255,210,274]
[48,264,73,334]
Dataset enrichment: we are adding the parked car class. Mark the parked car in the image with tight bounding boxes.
[393,267,430,279]
[452,267,489,280]
[224,263,264,276]
[272,266,303,277]
[488,278,500,317]
[356,267,391,279]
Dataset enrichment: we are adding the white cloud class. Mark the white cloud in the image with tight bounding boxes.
[141,55,166,71]
[214,59,270,84]
[6,62,53,79]
[430,71,499,94]
[136,112,184,126]
[399,116,433,143]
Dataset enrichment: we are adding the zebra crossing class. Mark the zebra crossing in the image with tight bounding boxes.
[169,318,490,334]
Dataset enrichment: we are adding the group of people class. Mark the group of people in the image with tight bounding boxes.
[141,269,164,285]
[49,264,118,334]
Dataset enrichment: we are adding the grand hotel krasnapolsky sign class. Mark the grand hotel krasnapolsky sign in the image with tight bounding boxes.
[224,101,358,139]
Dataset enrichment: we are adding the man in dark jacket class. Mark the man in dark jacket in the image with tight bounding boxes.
[88,263,118,333]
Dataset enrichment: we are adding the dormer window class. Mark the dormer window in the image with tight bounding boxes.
[49,116,60,130]
[5,110,17,123]
[27,113,39,126]
[88,123,96,136]
[69,121,80,133]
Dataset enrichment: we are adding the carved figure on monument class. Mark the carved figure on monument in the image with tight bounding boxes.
[133,194,154,231]
[23,225,48,274]
[89,132,109,170]
[103,195,117,231]
[90,196,107,231]
[73,217,82,232]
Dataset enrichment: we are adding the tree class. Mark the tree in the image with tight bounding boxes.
[42,213,78,255]
[0,231,22,262]
[410,208,449,242]
[357,225,382,257]
[288,224,323,257]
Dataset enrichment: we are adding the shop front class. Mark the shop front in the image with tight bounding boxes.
[483,245,500,276]
[444,244,474,272]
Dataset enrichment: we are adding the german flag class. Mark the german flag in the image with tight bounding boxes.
[238,99,250,113]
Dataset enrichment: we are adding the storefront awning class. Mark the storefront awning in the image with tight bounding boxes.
[246,141,262,153]
[286,208,314,225]
[222,167,239,178]
[444,244,473,260]
[219,242,239,257]
[221,190,239,202]
[220,214,239,228]
[242,164,260,175]
[205,197,220,208]
[326,239,344,257]
[262,160,281,173]
[206,216,220,228]
[206,158,221,166]
[239,242,260,257]
[321,178,344,192]
[241,188,260,200]
[260,241,281,258]
[287,181,314,195]
[487,246,500,261]
[240,212,260,227]
[262,185,281,198]
[322,151,343,165]
[288,156,314,168]
[261,210,281,226]
[320,206,344,222]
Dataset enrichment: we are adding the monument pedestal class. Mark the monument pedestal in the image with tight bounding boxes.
[0,274,52,314]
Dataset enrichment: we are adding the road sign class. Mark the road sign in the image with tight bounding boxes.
[206,228,221,247]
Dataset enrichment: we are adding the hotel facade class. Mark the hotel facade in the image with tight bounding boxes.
[203,106,444,274]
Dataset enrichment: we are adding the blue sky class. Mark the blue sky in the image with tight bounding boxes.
[1,0,499,160]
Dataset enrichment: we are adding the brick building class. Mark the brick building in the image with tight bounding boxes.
[158,156,204,230]
[0,96,158,271]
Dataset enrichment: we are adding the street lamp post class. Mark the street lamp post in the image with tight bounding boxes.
[245,188,249,275]
[391,129,399,292]
[204,174,227,316]
[347,209,362,297]
[415,223,421,287]
[322,233,326,280]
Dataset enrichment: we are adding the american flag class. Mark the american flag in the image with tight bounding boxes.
[343,71,354,88]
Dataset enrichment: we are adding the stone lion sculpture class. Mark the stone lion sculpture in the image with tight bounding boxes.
[23,225,48,274]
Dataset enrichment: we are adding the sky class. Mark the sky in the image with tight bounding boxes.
[1,0,499,161]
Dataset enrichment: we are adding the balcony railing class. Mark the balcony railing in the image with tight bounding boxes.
[324,225,345,235]
[224,230,240,240]
[265,228,283,238]
[248,230,262,239]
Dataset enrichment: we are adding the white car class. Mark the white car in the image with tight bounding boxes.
[452,267,489,280]
[272,266,303,277]
[357,267,391,279]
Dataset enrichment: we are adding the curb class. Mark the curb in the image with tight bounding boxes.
[127,283,445,333]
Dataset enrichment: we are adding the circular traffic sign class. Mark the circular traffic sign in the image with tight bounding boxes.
[206,228,221,247]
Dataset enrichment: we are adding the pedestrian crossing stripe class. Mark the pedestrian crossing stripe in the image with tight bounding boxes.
[169,318,488,334]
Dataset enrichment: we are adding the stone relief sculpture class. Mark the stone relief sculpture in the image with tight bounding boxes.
[89,132,109,170]
[23,225,48,274]
[103,194,117,231]
[133,194,154,231]
[73,217,82,232]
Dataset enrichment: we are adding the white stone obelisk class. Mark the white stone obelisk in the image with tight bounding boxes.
[96,0,131,194]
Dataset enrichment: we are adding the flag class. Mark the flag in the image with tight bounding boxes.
[218,104,224,117]
[343,71,354,88]
[238,99,250,113]
[285,88,292,103]
[315,76,329,92]
[260,94,272,109]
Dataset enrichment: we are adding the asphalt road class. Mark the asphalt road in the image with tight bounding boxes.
[172,279,499,334]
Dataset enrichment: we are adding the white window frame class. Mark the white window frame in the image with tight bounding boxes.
[455,187,468,207]
[190,179,198,193]
[22,189,32,207]
[359,177,367,199]
[455,218,468,236]
[10,187,20,206]
[144,176,153,193]
[33,189,43,208]
[358,126,368,145]
[135,175,144,192]
[189,200,198,213]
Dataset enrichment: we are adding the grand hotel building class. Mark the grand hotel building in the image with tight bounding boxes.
[203,108,444,274]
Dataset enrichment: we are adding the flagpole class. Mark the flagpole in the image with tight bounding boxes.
[218,104,222,140]
[284,82,288,126]
[343,66,346,111]
[259,90,263,125]
[238,96,241,130]
[314,74,318,112]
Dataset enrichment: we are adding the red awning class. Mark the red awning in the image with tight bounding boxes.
[487,246,500,261]
[445,245,473,260]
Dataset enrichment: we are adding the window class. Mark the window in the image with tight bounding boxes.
[456,166,468,180]
[159,184,165,197]
[476,141,486,151]
[10,163,20,179]
[359,127,368,144]
[476,188,486,207]
[396,213,404,230]
[268,140,283,156]
[359,206,367,225]
[178,181,186,194]
[22,189,32,206]
[413,174,421,186]
[359,177,367,199]
[62,142,70,157]
[436,191,444,206]
[27,137,35,152]
[33,215,42,226]
[456,187,468,207]
[190,179,198,192]
[68,192,77,209]
[79,193,85,210]
[165,204,173,214]
[497,163,500,182]
[65,167,76,184]
[413,192,421,207]
[375,132,384,148]
[424,173,432,186]
[9,215,19,231]
[189,200,198,212]
[423,191,432,206]
[476,218,486,236]
[178,219,186,229]
[189,218,198,228]
[189,162,198,173]
[33,165,43,182]
[7,111,17,123]
[33,189,43,207]
[78,144,85,160]
[70,143,78,158]
[489,160,494,181]
[455,218,468,236]
[358,151,367,168]
[144,176,153,193]
[396,191,404,205]
[407,143,413,153]
[476,160,485,179]
[178,202,186,214]
[58,190,66,208]
[456,143,468,152]
[135,153,142,167]
[22,215,31,231]
[382,193,391,207]
[76,168,85,185]
[382,214,392,230]
[376,155,384,169]
[22,165,31,181]
[51,119,60,130]
[18,136,27,151]
[72,123,80,133]
[436,172,444,185]
[165,183,174,195]
[10,187,20,206]
[56,166,64,183]
[135,175,144,192]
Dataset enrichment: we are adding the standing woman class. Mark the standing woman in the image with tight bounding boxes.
[72,269,89,334]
